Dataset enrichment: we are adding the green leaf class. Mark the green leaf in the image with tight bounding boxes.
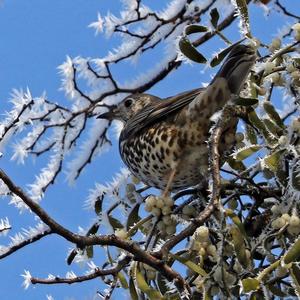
[210,50,229,68]
[210,40,245,67]
[129,276,139,300]
[246,124,258,144]
[248,109,266,132]
[275,161,288,187]
[226,209,247,237]
[204,292,212,300]
[235,0,251,36]
[234,97,258,106]
[263,150,284,172]
[94,195,104,215]
[67,249,79,265]
[230,226,249,268]
[136,268,163,300]
[179,37,207,63]
[86,246,93,259]
[283,237,300,266]
[248,109,275,143]
[126,204,141,232]
[118,272,129,289]
[169,253,207,277]
[210,8,219,28]
[108,215,123,229]
[263,118,282,136]
[291,264,300,296]
[233,145,262,161]
[263,101,285,128]
[86,223,100,236]
[106,247,115,264]
[241,278,260,293]
[227,157,246,172]
[184,24,208,35]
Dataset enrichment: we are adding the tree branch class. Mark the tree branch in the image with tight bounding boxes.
[31,256,131,285]
[0,169,187,290]
[0,229,52,260]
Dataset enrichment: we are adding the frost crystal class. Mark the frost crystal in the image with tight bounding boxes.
[88,12,104,35]
[21,270,32,289]
[87,260,98,272]
[6,222,49,250]
[85,168,130,210]
[0,217,11,235]
[58,56,76,99]
[66,271,77,279]
[66,118,112,184]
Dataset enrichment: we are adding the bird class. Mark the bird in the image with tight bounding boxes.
[98,44,257,192]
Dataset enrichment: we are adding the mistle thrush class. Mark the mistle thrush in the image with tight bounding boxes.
[98,44,257,191]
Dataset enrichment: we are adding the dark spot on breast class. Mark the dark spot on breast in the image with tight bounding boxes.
[168,135,176,147]
[184,131,188,141]
[161,133,168,142]
[131,167,139,173]
[157,127,163,135]
[173,152,179,160]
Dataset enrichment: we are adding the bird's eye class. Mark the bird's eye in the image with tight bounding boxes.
[124,99,133,108]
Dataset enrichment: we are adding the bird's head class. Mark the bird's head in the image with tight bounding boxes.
[97,93,159,123]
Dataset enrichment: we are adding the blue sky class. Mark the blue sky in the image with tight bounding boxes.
[0,1,299,299]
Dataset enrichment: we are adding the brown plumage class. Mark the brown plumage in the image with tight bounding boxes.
[98,44,257,191]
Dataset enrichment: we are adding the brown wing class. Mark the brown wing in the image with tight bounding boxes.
[120,88,203,141]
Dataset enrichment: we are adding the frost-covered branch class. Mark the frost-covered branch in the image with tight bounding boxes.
[0,225,52,259]
[29,255,131,286]
[0,168,188,292]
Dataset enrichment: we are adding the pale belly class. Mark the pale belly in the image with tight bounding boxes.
[120,125,208,190]
[119,118,237,191]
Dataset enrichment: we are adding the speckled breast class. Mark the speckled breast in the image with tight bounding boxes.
[119,118,237,191]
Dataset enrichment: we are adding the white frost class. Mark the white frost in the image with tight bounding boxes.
[21,270,32,290]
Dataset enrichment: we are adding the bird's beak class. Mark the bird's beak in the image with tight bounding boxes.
[97,105,118,121]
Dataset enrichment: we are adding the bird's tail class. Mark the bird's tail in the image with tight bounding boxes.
[211,44,257,94]
[187,44,256,119]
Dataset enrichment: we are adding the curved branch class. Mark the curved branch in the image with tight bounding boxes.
[0,229,52,259]
[0,169,187,290]
[31,256,131,285]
